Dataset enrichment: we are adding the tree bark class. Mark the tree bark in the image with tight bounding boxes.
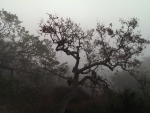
[56,73,79,113]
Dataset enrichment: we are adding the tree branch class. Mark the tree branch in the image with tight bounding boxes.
[79,61,113,74]
[78,76,95,85]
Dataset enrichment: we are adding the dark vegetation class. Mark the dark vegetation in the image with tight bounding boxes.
[0,9,150,113]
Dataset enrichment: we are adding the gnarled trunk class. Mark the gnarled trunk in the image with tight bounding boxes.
[56,73,79,113]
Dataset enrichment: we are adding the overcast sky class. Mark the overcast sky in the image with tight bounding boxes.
[1,0,150,65]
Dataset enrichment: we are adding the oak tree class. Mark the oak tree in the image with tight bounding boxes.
[39,14,149,113]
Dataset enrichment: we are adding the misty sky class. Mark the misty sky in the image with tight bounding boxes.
[1,0,150,65]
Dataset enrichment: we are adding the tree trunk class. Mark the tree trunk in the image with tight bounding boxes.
[56,73,79,113]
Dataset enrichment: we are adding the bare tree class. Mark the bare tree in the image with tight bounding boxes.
[39,14,149,113]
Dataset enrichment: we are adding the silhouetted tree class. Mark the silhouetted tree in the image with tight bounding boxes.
[39,14,149,113]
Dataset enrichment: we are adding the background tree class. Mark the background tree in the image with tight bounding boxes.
[39,14,149,113]
[112,56,150,95]
[0,9,69,92]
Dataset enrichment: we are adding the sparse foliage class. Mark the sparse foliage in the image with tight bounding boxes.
[39,14,149,113]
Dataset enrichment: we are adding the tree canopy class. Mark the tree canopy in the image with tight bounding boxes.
[0,9,69,85]
[39,14,149,113]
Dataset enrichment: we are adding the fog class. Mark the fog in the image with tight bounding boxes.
[1,0,150,66]
[1,1,150,112]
